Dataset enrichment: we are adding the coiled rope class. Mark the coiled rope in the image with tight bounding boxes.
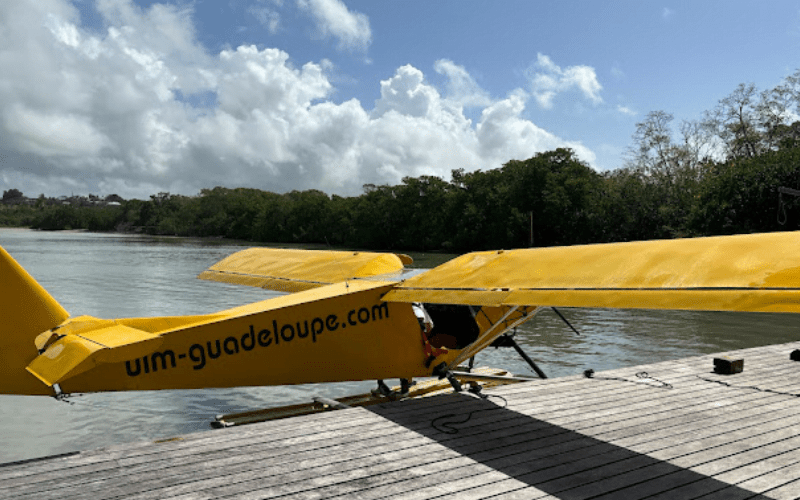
[430,393,508,434]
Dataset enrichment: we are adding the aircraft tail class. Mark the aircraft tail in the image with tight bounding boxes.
[0,245,70,395]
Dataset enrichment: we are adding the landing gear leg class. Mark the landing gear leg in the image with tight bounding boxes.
[432,362,463,392]
[372,378,415,399]
[372,379,393,397]
[400,378,413,395]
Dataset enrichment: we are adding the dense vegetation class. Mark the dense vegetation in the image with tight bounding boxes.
[3,70,800,252]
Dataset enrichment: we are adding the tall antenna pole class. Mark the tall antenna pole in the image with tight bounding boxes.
[529,211,534,247]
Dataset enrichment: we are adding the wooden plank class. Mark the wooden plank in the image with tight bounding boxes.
[0,406,389,479]
[569,432,800,499]
[111,406,564,500]
[197,400,720,498]
[373,405,800,500]
[43,398,616,500]
[759,477,800,500]
[718,456,800,492]
[1,378,688,496]
[5,431,435,499]
[0,394,490,490]
[410,478,549,500]
[9,397,542,499]
[641,478,744,500]
[4,341,800,500]
[73,382,792,496]
[282,430,630,499]
[0,400,780,500]
[364,348,800,500]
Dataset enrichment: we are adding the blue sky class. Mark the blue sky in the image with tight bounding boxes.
[1,0,799,199]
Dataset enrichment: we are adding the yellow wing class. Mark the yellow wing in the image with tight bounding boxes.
[384,231,800,313]
[198,248,413,292]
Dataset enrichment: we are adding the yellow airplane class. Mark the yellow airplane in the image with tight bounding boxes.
[3,231,800,398]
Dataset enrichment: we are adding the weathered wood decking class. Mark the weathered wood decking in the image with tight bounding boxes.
[2,342,800,499]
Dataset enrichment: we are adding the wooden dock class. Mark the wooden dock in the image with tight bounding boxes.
[2,341,800,499]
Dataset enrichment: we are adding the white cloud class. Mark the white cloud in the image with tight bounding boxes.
[296,0,371,52]
[4,104,111,157]
[662,7,674,21]
[0,0,596,199]
[528,53,603,109]
[434,59,492,109]
[617,105,636,116]
[249,5,281,34]
[372,65,442,119]
[477,90,596,165]
[216,45,333,118]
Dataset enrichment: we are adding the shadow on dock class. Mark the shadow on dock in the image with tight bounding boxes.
[368,392,769,500]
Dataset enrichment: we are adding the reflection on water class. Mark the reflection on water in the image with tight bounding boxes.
[0,229,798,463]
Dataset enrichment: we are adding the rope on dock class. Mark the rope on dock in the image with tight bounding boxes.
[695,375,800,398]
[583,369,673,389]
[430,393,508,434]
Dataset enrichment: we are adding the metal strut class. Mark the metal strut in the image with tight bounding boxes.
[551,307,580,336]
[493,335,547,379]
[432,362,463,392]
[509,337,547,379]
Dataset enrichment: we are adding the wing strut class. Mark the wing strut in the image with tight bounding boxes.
[551,307,581,336]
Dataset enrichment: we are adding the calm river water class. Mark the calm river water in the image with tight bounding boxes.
[1,228,798,463]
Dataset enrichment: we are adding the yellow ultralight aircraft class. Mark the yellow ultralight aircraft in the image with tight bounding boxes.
[3,231,800,399]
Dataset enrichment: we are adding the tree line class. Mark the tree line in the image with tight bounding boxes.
[3,70,800,252]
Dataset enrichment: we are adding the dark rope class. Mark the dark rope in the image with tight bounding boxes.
[430,394,508,434]
[696,375,800,398]
[583,369,673,389]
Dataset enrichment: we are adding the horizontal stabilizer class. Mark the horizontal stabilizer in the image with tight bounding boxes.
[26,320,163,387]
[384,231,800,313]
[198,248,412,293]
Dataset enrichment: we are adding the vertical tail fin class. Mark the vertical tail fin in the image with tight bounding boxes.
[0,245,69,395]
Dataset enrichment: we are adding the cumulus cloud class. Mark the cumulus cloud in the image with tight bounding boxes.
[477,90,595,164]
[372,65,443,119]
[528,53,603,109]
[297,0,371,52]
[4,105,111,157]
[0,0,596,199]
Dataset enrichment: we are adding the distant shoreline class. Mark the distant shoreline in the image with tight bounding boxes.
[0,227,458,268]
